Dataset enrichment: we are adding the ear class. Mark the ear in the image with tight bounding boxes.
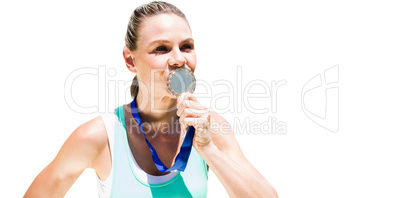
[123,46,137,73]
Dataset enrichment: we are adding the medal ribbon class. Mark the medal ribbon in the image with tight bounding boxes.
[130,96,195,172]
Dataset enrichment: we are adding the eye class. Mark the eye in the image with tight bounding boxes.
[154,46,169,52]
[180,44,194,52]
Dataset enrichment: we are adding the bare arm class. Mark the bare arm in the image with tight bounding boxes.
[24,116,108,198]
[177,93,278,197]
[201,112,278,198]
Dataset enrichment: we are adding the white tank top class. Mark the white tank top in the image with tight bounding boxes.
[96,112,180,198]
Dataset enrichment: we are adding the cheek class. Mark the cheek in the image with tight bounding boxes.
[187,53,197,71]
[145,57,165,69]
[141,56,167,76]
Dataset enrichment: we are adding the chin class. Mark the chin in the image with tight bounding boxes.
[163,88,178,99]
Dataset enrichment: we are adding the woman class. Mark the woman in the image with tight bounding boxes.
[24,1,278,197]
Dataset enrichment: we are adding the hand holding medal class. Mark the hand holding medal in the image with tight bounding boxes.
[168,67,213,152]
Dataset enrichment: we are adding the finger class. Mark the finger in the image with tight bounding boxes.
[176,100,208,116]
[183,116,208,127]
[179,108,207,124]
[179,108,208,120]
[176,93,186,109]
[183,92,198,103]
[176,92,198,108]
[180,122,188,138]
[177,100,207,116]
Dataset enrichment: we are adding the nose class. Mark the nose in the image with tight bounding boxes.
[168,48,186,67]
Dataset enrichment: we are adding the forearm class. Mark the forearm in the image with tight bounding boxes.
[200,144,278,198]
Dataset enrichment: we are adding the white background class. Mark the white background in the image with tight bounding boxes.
[1,0,401,197]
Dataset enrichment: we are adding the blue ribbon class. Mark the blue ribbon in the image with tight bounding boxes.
[130,96,195,172]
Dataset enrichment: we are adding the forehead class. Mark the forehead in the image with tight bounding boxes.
[137,13,192,47]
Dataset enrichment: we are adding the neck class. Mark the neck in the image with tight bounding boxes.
[136,90,178,121]
[131,90,180,140]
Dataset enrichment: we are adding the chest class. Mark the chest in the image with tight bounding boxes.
[126,131,182,176]
[124,112,184,176]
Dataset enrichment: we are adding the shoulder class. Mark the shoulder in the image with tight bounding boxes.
[24,116,110,196]
[37,116,109,183]
[60,116,109,168]
[73,116,108,148]
[75,116,109,153]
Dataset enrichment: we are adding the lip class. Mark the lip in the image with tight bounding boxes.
[168,65,193,73]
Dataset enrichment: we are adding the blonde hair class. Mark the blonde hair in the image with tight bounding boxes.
[125,1,188,99]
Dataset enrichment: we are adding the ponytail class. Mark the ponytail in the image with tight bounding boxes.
[130,75,139,99]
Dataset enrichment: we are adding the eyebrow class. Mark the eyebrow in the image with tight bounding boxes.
[148,38,194,46]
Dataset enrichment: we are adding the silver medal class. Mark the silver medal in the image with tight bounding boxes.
[167,67,196,97]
